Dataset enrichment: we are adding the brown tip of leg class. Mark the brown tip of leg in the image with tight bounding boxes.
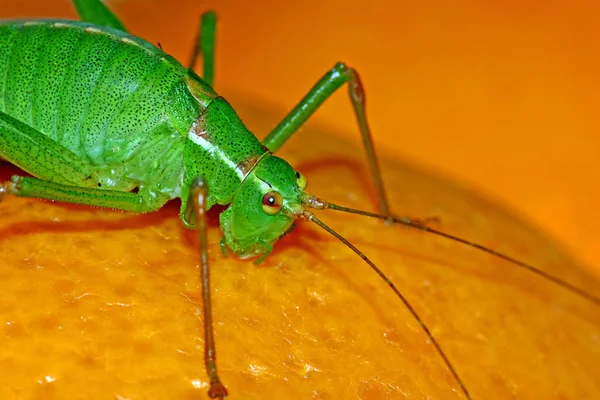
[208,381,228,399]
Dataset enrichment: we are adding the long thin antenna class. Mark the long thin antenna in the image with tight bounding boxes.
[305,212,472,400]
[310,199,600,306]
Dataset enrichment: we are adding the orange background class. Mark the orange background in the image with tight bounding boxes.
[3,0,599,272]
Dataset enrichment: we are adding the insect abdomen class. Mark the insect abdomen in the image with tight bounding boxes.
[0,20,213,194]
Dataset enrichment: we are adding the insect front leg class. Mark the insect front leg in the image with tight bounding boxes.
[186,177,228,399]
[263,62,433,224]
[188,11,218,87]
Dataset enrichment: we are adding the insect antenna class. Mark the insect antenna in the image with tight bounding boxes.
[304,211,472,400]
[305,197,600,306]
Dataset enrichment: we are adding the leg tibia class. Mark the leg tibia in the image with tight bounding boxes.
[0,111,167,213]
[187,176,228,399]
[6,176,166,213]
[262,62,390,215]
[0,111,96,186]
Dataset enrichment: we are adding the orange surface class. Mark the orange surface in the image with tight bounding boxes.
[1,2,600,399]
[1,107,600,399]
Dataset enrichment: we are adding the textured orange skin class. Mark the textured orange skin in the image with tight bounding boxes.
[1,103,600,399]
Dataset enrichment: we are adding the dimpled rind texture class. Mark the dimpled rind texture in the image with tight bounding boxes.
[1,113,600,398]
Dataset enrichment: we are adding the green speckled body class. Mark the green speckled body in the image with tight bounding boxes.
[0,20,268,212]
[0,17,306,260]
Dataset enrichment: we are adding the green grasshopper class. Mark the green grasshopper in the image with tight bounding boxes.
[1,1,598,398]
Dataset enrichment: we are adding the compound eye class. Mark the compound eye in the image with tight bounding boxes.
[296,171,307,190]
[261,191,283,215]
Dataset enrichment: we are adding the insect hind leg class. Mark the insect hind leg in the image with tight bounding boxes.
[1,175,170,213]
[0,111,167,212]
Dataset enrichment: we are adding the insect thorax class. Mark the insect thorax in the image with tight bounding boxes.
[179,96,270,225]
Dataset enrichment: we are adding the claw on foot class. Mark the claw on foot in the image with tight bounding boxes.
[208,381,228,399]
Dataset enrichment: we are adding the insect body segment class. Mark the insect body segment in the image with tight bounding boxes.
[180,96,269,228]
[0,20,210,206]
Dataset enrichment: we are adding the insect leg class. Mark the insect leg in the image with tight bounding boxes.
[186,177,228,399]
[263,62,390,216]
[188,11,218,87]
[0,111,167,211]
[1,176,169,212]
[71,0,128,32]
[0,111,97,185]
